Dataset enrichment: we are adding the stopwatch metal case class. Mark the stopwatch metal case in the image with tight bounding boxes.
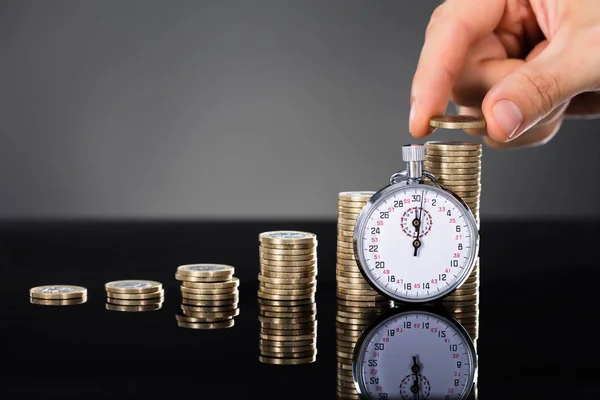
[352,145,480,303]
[351,304,478,400]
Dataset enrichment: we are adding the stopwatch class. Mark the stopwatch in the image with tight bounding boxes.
[353,307,477,399]
[353,144,479,303]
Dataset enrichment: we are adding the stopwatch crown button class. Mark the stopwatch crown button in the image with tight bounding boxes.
[402,144,425,162]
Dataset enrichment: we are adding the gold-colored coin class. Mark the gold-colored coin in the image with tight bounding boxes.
[337,281,372,291]
[337,228,355,238]
[258,231,317,246]
[259,355,316,364]
[29,285,87,300]
[181,277,239,289]
[257,292,315,301]
[260,258,317,267]
[259,253,316,262]
[449,287,479,296]
[259,242,317,250]
[105,290,164,300]
[180,286,238,295]
[259,333,316,341]
[260,270,316,279]
[259,304,316,313]
[337,201,369,209]
[337,259,360,268]
[425,141,482,150]
[260,321,317,331]
[177,320,235,329]
[106,297,163,306]
[338,207,365,215]
[338,191,375,202]
[443,293,479,302]
[336,299,393,308]
[336,287,378,296]
[336,324,367,334]
[176,264,234,278]
[336,240,354,249]
[104,280,162,294]
[337,235,354,244]
[259,266,317,273]
[336,271,365,279]
[337,212,361,221]
[336,315,375,325]
[337,219,358,229]
[426,167,481,175]
[105,303,162,312]
[336,303,391,313]
[182,298,239,307]
[260,344,317,353]
[258,315,315,325]
[429,115,486,129]
[257,298,315,307]
[259,309,317,319]
[425,155,481,164]
[259,339,316,347]
[259,248,316,256]
[337,293,387,302]
[177,309,239,320]
[260,350,317,358]
[336,251,356,261]
[259,281,316,290]
[435,174,482,182]
[425,149,482,157]
[450,311,479,319]
[182,292,238,301]
[175,273,232,283]
[258,286,315,296]
[181,303,238,312]
[336,274,366,283]
[30,297,87,306]
[258,275,316,285]
[261,327,317,336]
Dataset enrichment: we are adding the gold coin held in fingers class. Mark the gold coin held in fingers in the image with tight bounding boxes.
[429,115,486,129]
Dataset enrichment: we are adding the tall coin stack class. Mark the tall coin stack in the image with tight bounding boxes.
[336,191,390,304]
[105,280,163,312]
[424,141,481,341]
[257,231,318,365]
[336,300,393,400]
[29,285,87,306]
[175,264,239,329]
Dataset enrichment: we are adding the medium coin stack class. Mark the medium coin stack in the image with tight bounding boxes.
[29,285,87,306]
[336,300,393,400]
[337,191,391,304]
[424,140,481,341]
[257,231,318,365]
[105,280,164,312]
[176,264,239,329]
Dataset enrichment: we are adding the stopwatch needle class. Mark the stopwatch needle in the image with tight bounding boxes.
[412,193,425,257]
[410,356,421,400]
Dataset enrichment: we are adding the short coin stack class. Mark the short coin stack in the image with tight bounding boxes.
[105,280,163,312]
[176,264,239,329]
[29,285,87,306]
[336,299,393,400]
[336,191,391,305]
[424,140,482,341]
[257,231,318,365]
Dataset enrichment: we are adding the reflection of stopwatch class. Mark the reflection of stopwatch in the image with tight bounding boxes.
[353,307,477,399]
[353,144,479,303]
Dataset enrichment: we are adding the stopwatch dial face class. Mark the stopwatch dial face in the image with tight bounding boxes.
[353,310,476,399]
[354,185,478,302]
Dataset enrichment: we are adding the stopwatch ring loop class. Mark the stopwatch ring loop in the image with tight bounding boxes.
[389,170,438,184]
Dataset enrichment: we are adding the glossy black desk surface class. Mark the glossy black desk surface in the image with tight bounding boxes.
[1,220,598,399]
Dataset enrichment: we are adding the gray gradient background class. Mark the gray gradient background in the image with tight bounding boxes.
[0,0,598,220]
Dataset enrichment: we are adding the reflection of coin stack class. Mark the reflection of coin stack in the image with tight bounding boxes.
[424,141,481,341]
[29,285,87,306]
[336,191,391,304]
[105,280,163,312]
[336,301,393,400]
[257,231,318,365]
[175,264,239,329]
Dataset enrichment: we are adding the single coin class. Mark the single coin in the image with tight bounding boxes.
[429,115,486,129]
[182,298,239,307]
[176,264,234,278]
[105,280,162,294]
[259,355,316,364]
[259,333,316,341]
[260,259,317,267]
[181,303,238,312]
[425,141,483,151]
[336,271,365,280]
[336,315,375,325]
[336,323,368,332]
[336,251,356,260]
[180,286,238,295]
[29,285,87,300]
[337,218,359,228]
[338,191,375,201]
[182,292,238,301]
[260,344,317,353]
[105,290,164,300]
[260,350,317,358]
[259,252,316,261]
[260,321,317,330]
[258,275,316,285]
[336,247,355,257]
[337,200,370,209]
[259,248,316,256]
[181,277,239,289]
[30,297,87,306]
[175,273,233,283]
[259,282,316,290]
[449,287,479,296]
[260,270,316,279]
[176,309,239,321]
[258,298,315,307]
[336,258,361,267]
[337,212,361,221]
[106,297,164,306]
[259,310,317,319]
[336,287,379,296]
[261,327,317,336]
[257,292,315,301]
[259,231,317,246]
[336,283,373,292]
[336,299,393,308]
[336,303,392,313]
[258,286,315,295]
[259,304,316,313]
[259,242,317,250]
[259,267,317,275]
[258,315,315,324]
[177,320,235,329]
[105,303,162,312]
[259,339,316,348]
[337,206,365,214]
[336,309,384,319]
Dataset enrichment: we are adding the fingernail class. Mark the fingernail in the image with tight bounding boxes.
[492,100,522,140]
[409,100,416,130]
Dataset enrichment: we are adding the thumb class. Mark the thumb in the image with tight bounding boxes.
[482,35,600,142]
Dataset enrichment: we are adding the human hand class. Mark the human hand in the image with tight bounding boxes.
[409,0,600,149]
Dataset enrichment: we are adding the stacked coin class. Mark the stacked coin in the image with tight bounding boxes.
[105,280,163,312]
[257,231,318,365]
[424,140,481,341]
[337,191,391,305]
[176,264,239,329]
[336,300,393,400]
[29,285,87,306]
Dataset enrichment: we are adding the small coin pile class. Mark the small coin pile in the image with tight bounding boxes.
[29,285,87,306]
[257,231,318,365]
[424,139,482,341]
[336,300,393,400]
[176,264,239,329]
[337,191,390,304]
[105,280,164,312]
